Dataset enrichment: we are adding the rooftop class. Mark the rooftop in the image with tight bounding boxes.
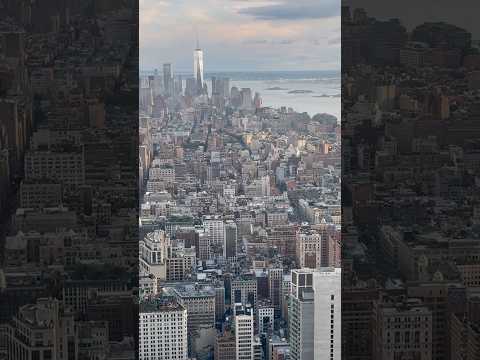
[140,296,185,313]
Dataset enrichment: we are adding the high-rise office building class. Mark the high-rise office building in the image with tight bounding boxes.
[151,68,163,97]
[257,301,275,335]
[231,86,241,107]
[211,76,217,95]
[139,229,170,283]
[185,77,197,97]
[281,273,292,320]
[139,296,188,360]
[296,226,322,269]
[214,282,226,322]
[211,77,230,98]
[268,268,283,313]
[165,284,216,333]
[163,63,173,97]
[204,215,225,257]
[254,92,262,109]
[240,88,253,109]
[288,268,341,360]
[197,228,211,260]
[289,269,315,360]
[225,220,237,259]
[194,43,204,95]
[222,78,231,98]
[313,268,341,360]
[174,74,183,95]
[231,275,257,308]
[164,283,216,357]
[234,304,255,360]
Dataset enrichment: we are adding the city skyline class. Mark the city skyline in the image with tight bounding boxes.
[140,0,341,72]
[143,36,341,118]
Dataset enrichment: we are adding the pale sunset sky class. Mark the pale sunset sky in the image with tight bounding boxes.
[139,0,341,72]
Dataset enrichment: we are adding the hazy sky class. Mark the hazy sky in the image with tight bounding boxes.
[140,0,340,72]
[344,0,480,36]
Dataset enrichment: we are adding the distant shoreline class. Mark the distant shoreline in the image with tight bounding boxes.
[288,90,314,94]
[266,86,288,91]
[139,69,341,81]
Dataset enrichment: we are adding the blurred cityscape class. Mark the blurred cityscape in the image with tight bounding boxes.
[138,38,342,359]
[342,5,480,360]
[0,1,139,359]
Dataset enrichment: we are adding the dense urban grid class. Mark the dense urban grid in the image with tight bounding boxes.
[0,1,138,359]
[342,6,480,360]
[138,43,341,359]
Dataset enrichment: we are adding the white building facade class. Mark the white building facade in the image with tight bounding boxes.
[139,297,188,360]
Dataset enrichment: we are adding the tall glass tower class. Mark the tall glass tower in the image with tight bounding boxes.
[193,39,204,94]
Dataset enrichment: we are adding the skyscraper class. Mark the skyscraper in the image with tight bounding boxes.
[240,88,253,109]
[225,220,237,259]
[193,39,204,95]
[234,304,255,360]
[174,74,183,95]
[231,275,257,308]
[313,268,341,360]
[139,296,188,360]
[163,63,173,97]
[268,268,283,314]
[151,68,163,98]
[204,215,225,257]
[296,226,322,269]
[254,92,262,109]
[288,268,342,360]
[211,76,217,95]
[257,301,275,335]
[289,269,315,360]
[185,77,197,97]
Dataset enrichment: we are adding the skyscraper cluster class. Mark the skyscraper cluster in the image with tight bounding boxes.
[138,41,341,360]
[139,40,266,116]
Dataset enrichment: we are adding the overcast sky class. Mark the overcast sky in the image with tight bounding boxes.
[140,0,341,72]
[344,0,480,36]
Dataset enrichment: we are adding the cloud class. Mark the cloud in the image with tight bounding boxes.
[243,38,297,45]
[139,0,170,26]
[238,0,340,20]
[140,0,340,71]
